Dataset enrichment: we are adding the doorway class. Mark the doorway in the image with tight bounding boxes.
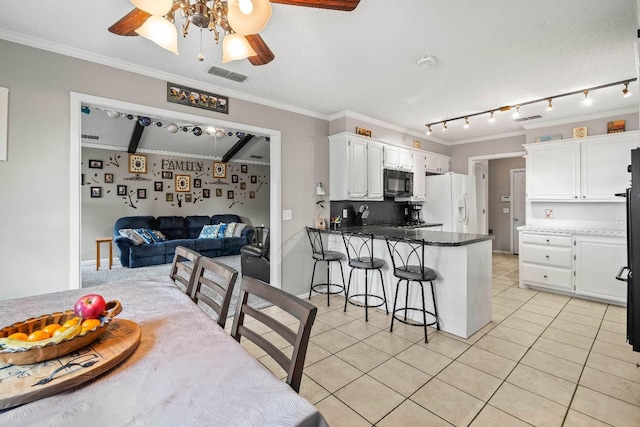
[70,92,282,289]
[510,168,526,254]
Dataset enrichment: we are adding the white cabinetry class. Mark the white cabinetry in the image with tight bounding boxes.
[329,134,383,201]
[575,236,627,304]
[519,232,573,292]
[384,146,413,171]
[525,131,638,201]
[396,153,426,202]
[425,153,450,174]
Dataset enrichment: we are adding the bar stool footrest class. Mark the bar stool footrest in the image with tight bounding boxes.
[346,294,386,309]
[311,283,345,295]
[392,307,438,328]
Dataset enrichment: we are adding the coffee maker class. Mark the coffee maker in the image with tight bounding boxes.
[403,203,424,225]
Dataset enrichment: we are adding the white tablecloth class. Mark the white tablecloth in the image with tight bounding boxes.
[0,280,327,426]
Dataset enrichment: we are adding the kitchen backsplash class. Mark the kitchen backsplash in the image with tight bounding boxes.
[330,198,406,226]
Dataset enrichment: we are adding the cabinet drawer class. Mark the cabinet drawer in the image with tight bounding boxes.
[520,244,572,268]
[521,263,572,290]
[520,233,571,247]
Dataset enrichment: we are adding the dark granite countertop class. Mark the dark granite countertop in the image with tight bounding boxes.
[329,224,494,247]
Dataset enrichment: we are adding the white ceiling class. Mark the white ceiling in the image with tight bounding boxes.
[1,0,638,148]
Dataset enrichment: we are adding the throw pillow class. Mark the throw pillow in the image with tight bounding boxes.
[133,228,156,244]
[217,223,228,238]
[233,223,247,237]
[198,224,220,239]
[224,222,237,238]
[119,228,145,245]
[149,229,167,242]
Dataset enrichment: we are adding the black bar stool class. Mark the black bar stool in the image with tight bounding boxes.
[305,227,346,306]
[341,232,388,321]
[385,237,440,343]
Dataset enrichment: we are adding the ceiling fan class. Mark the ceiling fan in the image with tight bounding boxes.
[108,0,360,65]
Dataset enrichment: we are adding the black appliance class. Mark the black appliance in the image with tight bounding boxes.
[384,169,413,197]
[616,148,640,352]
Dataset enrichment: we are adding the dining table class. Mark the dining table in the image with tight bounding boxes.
[0,279,328,426]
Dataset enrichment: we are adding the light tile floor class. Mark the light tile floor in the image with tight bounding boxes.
[229,253,640,426]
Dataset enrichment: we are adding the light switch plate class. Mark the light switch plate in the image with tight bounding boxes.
[502,207,509,214]
[342,209,348,218]
[283,210,292,220]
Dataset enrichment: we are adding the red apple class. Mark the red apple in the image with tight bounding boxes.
[74,294,106,319]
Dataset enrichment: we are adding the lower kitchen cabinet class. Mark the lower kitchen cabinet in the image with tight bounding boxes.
[575,235,627,304]
[519,230,627,305]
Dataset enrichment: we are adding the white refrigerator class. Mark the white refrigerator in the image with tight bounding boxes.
[423,173,478,233]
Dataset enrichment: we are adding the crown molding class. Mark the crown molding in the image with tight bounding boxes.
[446,130,527,146]
[328,110,448,145]
[521,107,639,130]
[0,29,328,122]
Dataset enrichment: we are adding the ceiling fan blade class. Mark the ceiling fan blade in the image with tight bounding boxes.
[270,0,360,11]
[246,35,275,66]
[108,8,151,36]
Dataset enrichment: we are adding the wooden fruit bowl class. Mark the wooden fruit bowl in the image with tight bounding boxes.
[0,300,122,365]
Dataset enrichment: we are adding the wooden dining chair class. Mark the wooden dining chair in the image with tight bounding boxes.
[169,246,201,293]
[231,277,318,393]
[190,256,239,329]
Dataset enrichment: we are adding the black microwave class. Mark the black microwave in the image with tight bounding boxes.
[384,169,413,197]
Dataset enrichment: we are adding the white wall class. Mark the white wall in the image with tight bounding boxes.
[0,39,328,300]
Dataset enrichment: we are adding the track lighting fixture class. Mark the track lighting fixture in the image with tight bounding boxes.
[424,78,636,134]
[512,105,521,119]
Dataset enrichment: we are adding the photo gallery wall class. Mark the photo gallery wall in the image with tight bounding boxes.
[82,150,268,210]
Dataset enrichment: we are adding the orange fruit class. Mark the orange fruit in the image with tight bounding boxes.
[27,330,50,341]
[52,326,69,337]
[62,317,80,328]
[81,318,101,331]
[8,332,28,340]
[42,323,62,335]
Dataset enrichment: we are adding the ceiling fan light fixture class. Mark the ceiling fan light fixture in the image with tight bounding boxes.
[222,33,257,62]
[130,0,173,17]
[136,16,179,54]
[227,0,272,35]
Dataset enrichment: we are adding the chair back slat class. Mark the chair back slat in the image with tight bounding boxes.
[385,237,427,278]
[342,232,376,267]
[231,277,317,393]
[305,227,325,257]
[191,256,238,328]
[170,246,201,293]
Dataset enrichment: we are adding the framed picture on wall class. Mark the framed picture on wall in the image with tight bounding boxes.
[154,181,163,191]
[129,154,147,174]
[231,174,238,183]
[185,193,192,203]
[104,173,114,183]
[249,191,255,199]
[250,175,257,184]
[227,190,234,199]
[89,160,103,169]
[175,174,191,192]
[240,182,246,190]
[241,165,248,173]
[162,171,173,179]
[203,188,210,198]
[193,178,201,188]
[216,189,222,197]
[90,187,102,198]
[137,188,147,199]
[166,193,174,202]
[213,162,226,179]
[117,185,127,196]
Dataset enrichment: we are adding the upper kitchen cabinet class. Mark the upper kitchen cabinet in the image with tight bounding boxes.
[395,152,426,202]
[383,145,413,171]
[425,152,450,174]
[330,133,384,201]
[525,131,638,201]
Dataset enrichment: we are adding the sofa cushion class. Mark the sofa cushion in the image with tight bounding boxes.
[133,228,156,244]
[163,238,197,255]
[199,224,220,239]
[114,216,157,234]
[156,216,187,240]
[233,223,247,237]
[186,215,212,239]
[195,238,224,252]
[149,230,167,242]
[224,222,237,237]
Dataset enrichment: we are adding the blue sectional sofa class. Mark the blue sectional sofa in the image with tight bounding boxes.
[114,214,254,268]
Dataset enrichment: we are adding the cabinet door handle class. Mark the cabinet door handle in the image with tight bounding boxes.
[543,275,548,279]
[546,239,550,243]
[545,255,550,259]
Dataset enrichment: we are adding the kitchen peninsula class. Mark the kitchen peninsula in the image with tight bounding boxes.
[326,225,494,339]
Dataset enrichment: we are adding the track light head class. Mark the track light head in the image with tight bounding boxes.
[512,105,521,119]
[623,81,632,97]
[489,111,495,123]
[583,90,592,105]
[442,121,448,132]
[547,98,553,112]
[464,117,470,129]
[426,125,432,136]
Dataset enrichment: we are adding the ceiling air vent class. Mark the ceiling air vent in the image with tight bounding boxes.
[250,155,263,159]
[82,134,100,140]
[207,66,248,83]
[515,115,542,122]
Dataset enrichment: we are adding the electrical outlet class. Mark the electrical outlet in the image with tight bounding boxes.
[283,210,292,221]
